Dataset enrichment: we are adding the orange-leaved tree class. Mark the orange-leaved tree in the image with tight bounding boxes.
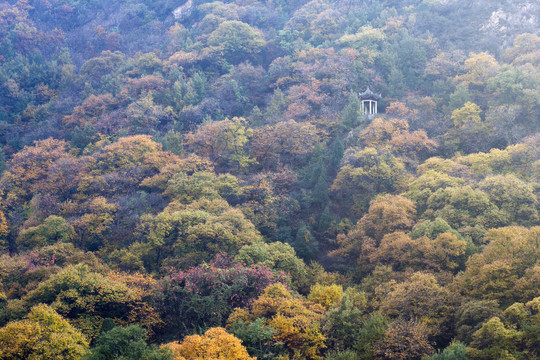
[165,327,254,360]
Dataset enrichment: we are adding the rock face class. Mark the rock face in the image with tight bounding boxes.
[482,3,540,36]
[423,0,540,51]
[477,1,540,49]
[173,0,194,20]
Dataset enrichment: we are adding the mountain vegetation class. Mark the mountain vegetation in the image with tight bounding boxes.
[0,0,539,358]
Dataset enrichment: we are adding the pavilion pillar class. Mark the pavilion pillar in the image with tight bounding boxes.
[359,87,382,117]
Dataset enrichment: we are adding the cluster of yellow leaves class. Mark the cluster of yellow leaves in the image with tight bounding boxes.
[451,102,483,128]
[229,283,326,360]
[0,304,89,360]
[26,264,160,340]
[141,154,213,190]
[359,118,437,158]
[251,120,320,169]
[455,138,539,179]
[184,117,254,172]
[165,327,255,360]
[332,194,417,261]
[125,196,262,270]
[456,226,540,306]
[94,135,173,172]
[337,26,385,65]
[307,284,343,310]
[63,93,121,127]
[369,231,467,273]
[0,138,71,206]
[0,208,7,240]
[454,52,500,86]
[107,271,157,298]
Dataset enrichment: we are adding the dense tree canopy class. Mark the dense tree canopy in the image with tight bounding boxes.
[0,0,539,358]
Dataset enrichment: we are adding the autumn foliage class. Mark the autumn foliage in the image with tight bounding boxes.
[165,327,255,360]
[0,0,539,359]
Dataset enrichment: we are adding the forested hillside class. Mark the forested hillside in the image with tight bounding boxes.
[0,0,539,359]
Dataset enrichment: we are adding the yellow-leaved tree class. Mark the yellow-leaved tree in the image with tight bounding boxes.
[165,327,255,360]
[0,304,89,360]
[228,283,327,360]
[308,284,343,310]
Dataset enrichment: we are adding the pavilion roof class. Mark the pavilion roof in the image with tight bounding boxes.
[359,86,382,100]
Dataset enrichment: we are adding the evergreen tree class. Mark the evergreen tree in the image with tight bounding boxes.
[341,92,363,129]
[0,149,5,174]
[86,325,173,360]
[311,166,329,209]
[249,106,264,127]
[161,130,183,156]
[427,342,469,360]
[265,88,287,123]
[317,206,332,233]
[293,224,319,261]
[71,123,97,150]
[330,138,345,169]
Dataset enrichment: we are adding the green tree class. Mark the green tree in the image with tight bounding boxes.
[160,130,184,156]
[467,317,523,360]
[229,318,281,360]
[126,91,172,130]
[337,26,386,65]
[428,342,469,360]
[71,124,97,150]
[293,223,319,261]
[310,159,330,209]
[454,300,502,343]
[264,88,287,123]
[184,117,255,172]
[451,102,483,128]
[329,138,344,169]
[234,241,309,291]
[331,148,410,215]
[445,102,491,153]
[322,287,368,351]
[410,218,460,241]
[163,172,241,204]
[25,265,160,340]
[405,170,465,215]
[341,92,363,129]
[424,186,503,245]
[354,314,389,360]
[325,350,361,360]
[85,325,173,360]
[478,174,539,226]
[207,21,266,64]
[133,200,261,270]
[17,215,75,250]
[317,206,333,233]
